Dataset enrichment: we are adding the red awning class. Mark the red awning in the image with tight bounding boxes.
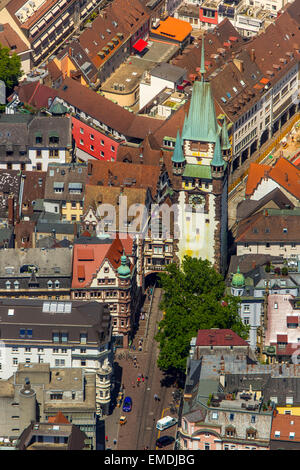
[133,39,148,52]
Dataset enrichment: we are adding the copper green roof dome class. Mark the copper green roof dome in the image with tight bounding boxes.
[232,266,245,287]
[118,252,131,278]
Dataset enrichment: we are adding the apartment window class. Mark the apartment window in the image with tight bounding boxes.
[12,346,18,352]
[204,443,210,450]
[80,139,84,145]
[100,151,105,157]
[25,347,31,353]
[274,303,278,309]
[80,128,84,134]
[50,393,63,400]
[55,359,65,366]
[100,140,104,146]
[81,360,86,366]
[111,145,115,152]
[80,333,87,344]
[49,135,59,144]
[13,358,18,365]
[61,332,68,343]
[90,145,94,151]
[90,134,94,140]
[25,358,31,363]
[52,333,60,343]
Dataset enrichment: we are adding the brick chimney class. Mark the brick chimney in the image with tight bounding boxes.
[8,194,14,226]
[88,161,93,176]
[250,48,256,63]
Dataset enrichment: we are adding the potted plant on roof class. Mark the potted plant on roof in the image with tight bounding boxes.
[265,262,271,273]
[281,266,288,276]
[274,267,281,276]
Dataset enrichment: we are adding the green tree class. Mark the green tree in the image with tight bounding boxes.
[0,43,22,96]
[155,256,249,374]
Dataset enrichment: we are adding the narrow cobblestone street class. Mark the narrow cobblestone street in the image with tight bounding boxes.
[103,288,179,451]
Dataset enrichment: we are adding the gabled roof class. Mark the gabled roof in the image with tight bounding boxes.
[235,208,300,243]
[246,158,300,200]
[196,329,248,347]
[48,412,70,424]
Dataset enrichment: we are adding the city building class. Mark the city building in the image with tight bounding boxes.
[270,413,300,450]
[139,62,187,110]
[167,44,230,273]
[0,298,113,415]
[0,113,72,172]
[235,208,300,257]
[149,16,193,51]
[17,413,91,450]
[0,247,72,300]
[43,163,87,222]
[0,0,105,68]
[0,363,97,448]
[71,235,140,348]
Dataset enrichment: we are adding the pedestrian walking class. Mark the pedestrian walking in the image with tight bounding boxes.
[113,439,117,446]
[154,393,158,401]
[105,435,108,442]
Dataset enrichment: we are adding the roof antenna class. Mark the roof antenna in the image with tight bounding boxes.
[200,35,206,82]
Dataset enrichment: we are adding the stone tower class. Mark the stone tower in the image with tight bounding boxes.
[171,37,229,274]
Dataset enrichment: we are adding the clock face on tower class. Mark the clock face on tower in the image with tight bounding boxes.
[189,194,205,208]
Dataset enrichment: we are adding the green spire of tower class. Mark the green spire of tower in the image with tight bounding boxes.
[211,135,225,167]
[200,36,206,80]
[117,250,131,278]
[171,129,185,164]
[232,266,245,287]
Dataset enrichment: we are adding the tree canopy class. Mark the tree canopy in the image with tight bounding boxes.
[0,43,22,97]
[155,256,249,374]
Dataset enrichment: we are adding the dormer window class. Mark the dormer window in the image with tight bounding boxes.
[48,280,53,289]
[49,132,59,144]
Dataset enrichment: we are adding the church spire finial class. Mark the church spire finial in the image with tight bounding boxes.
[200,35,206,81]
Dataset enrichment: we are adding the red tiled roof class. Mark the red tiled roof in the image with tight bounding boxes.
[196,329,248,347]
[271,413,300,442]
[48,411,70,424]
[72,243,112,288]
[77,248,94,261]
[245,158,300,199]
[77,265,85,280]
[268,158,300,200]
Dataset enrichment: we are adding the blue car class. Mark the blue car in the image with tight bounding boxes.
[122,396,132,412]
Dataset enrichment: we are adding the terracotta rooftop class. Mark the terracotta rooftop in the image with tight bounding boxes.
[245,158,300,200]
[196,329,249,347]
[271,412,300,442]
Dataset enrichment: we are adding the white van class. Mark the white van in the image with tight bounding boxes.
[156,416,178,431]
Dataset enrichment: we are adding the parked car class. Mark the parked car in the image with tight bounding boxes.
[156,435,175,448]
[122,396,132,412]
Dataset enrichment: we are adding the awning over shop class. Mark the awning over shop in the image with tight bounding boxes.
[133,38,148,52]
